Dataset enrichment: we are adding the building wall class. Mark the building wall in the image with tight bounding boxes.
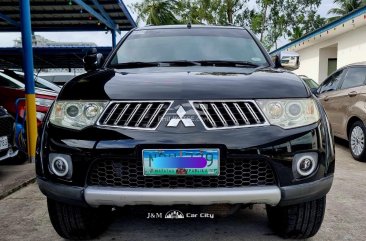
[294,25,366,84]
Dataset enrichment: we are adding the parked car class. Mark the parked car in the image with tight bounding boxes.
[2,69,61,93]
[317,62,366,161]
[37,25,334,240]
[0,106,18,162]
[299,75,319,93]
[38,72,78,86]
[0,71,57,126]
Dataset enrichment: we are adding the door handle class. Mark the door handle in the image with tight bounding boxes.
[348,91,358,97]
[324,96,329,101]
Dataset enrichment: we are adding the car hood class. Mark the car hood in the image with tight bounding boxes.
[59,67,310,100]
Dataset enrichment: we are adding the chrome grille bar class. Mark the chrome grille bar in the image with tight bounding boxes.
[98,101,172,130]
[124,104,141,126]
[245,103,261,124]
[146,104,164,128]
[211,103,227,127]
[223,103,239,126]
[135,104,152,127]
[234,103,250,125]
[114,104,130,125]
[191,100,268,130]
[103,104,119,125]
[199,104,217,127]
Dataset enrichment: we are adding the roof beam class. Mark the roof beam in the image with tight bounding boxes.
[116,0,137,28]
[90,0,118,31]
[72,0,117,30]
[0,12,19,27]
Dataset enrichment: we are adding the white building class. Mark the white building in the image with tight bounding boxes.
[272,6,366,83]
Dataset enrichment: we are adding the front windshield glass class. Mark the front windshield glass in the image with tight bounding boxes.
[110,28,268,66]
[304,78,319,89]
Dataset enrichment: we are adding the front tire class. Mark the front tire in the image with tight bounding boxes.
[47,198,111,240]
[266,197,326,239]
[349,121,366,162]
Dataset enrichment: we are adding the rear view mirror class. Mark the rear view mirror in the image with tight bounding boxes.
[83,48,104,72]
[273,51,300,71]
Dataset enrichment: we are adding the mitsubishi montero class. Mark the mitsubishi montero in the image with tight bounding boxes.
[36,25,334,240]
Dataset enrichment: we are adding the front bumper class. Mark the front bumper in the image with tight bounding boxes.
[37,175,333,207]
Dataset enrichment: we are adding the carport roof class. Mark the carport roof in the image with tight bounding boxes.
[0,0,136,32]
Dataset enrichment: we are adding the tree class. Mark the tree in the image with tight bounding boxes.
[131,0,180,25]
[177,0,247,25]
[287,11,326,42]
[132,0,324,50]
[235,0,323,50]
[328,0,366,22]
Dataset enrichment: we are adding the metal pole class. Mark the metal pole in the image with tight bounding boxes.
[20,0,37,163]
[112,29,116,48]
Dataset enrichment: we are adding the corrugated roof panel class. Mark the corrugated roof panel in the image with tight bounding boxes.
[0,0,135,32]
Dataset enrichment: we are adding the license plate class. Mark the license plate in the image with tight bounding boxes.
[0,136,8,150]
[143,149,220,176]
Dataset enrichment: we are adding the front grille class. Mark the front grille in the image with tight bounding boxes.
[191,100,267,129]
[87,158,276,188]
[98,101,172,129]
[0,116,14,137]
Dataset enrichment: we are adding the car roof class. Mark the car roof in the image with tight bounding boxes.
[135,24,246,31]
[345,62,366,68]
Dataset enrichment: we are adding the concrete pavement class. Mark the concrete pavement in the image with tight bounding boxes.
[0,163,35,199]
[0,143,365,241]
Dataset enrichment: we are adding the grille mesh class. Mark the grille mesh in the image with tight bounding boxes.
[98,101,171,129]
[0,117,14,137]
[192,101,266,129]
[87,158,276,188]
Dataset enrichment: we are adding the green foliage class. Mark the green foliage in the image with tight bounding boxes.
[132,0,326,50]
[235,0,323,50]
[327,0,366,22]
[131,0,180,25]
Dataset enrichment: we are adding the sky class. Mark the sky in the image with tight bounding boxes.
[0,0,334,47]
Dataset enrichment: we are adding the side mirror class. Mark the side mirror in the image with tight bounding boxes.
[273,51,300,71]
[83,48,104,72]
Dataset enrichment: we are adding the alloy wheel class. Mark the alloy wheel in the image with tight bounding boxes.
[351,126,365,156]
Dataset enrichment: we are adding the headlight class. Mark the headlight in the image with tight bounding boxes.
[50,101,108,130]
[36,98,54,107]
[256,99,320,129]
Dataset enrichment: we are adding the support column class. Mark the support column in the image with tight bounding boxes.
[20,0,37,162]
[112,29,116,48]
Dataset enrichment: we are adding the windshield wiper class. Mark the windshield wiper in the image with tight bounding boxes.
[159,60,201,66]
[110,62,161,69]
[110,60,201,69]
[195,60,261,68]
[110,60,262,69]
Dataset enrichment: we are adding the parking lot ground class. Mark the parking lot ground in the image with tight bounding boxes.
[0,142,366,241]
[0,163,35,199]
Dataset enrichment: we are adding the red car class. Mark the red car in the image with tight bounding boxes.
[0,71,57,126]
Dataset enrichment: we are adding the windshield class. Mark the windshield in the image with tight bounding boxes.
[303,78,319,89]
[110,28,269,67]
[12,71,60,91]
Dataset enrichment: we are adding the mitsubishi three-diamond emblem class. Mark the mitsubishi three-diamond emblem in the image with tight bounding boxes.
[167,106,195,127]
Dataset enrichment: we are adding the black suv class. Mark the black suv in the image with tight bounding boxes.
[37,25,334,240]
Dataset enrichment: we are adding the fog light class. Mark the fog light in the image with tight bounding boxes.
[49,154,72,178]
[293,153,318,177]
